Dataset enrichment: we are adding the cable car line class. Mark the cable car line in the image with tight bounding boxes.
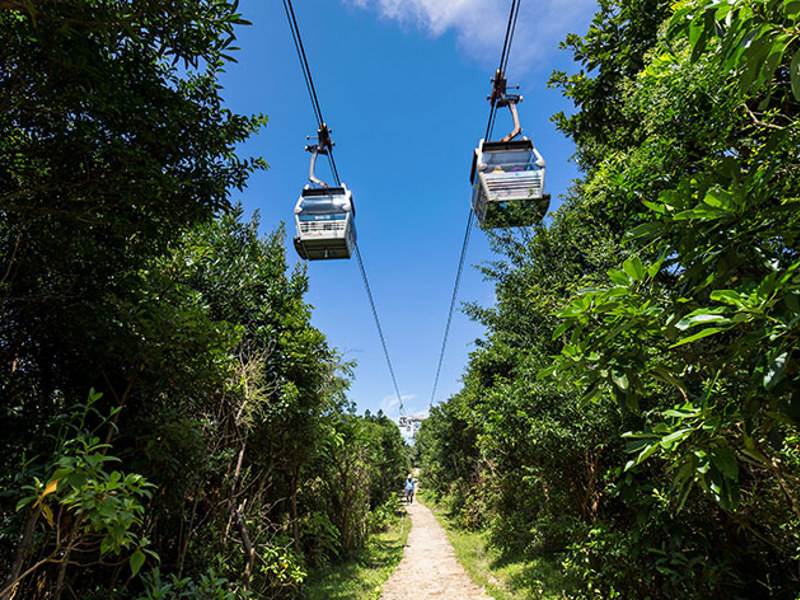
[485,0,522,141]
[428,0,529,408]
[282,0,405,415]
[282,0,341,186]
[355,244,405,416]
[282,0,324,128]
[429,210,474,407]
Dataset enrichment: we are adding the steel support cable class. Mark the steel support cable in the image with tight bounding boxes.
[354,243,405,415]
[283,0,324,126]
[282,0,342,186]
[429,0,521,408]
[500,0,522,74]
[429,210,475,407]
[283,0,400,416]
[484,0,522,142]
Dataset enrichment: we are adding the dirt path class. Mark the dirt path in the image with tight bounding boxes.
[379,500,491,600]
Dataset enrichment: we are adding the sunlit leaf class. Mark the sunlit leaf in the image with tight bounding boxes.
[623,256,645,281]
[612,371,629,392]
[676,310,729,330]
[709,289,745,306]
[42,479,59,499]
[659,428,693,449]
[764,352,788,389]
[670,327,724,347]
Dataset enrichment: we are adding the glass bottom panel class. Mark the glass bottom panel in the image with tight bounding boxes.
[480,197,549,228]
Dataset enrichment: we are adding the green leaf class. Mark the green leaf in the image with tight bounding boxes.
[711,449,739,480]
[537,363,558,380]
[551,322,569,340]
[16,496,36,511]
[764,351,788,389]
[670,327,724,347]
[626,442,660,470]
[703,187,735,210]
[676,309,729,330]
[791,49,800,101]
[659,428,693,449]
[608,269,630,286]
[642,199,666,214]
[625,221,662,240]
[130,550,146,576]
[740,446,768,465]
[649,365,686,391]
[612,371,629,392]
[709,289,746,307]
[662,407,700,418]
[786,0,800,21]
[622,256,645,281]
[647,253,667,278]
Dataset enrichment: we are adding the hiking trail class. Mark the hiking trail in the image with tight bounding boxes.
[379,500,491,600]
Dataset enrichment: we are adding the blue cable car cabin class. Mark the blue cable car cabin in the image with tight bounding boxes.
[470,138,549,228]
[293,185,356,260]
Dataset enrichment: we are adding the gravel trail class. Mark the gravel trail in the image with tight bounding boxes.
[379,500,491,600]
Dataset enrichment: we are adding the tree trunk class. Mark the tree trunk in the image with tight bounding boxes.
[1,508,40,600]
[234,507,255,590]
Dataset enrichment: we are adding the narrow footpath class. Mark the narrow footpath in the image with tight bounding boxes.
[379,500,491,600]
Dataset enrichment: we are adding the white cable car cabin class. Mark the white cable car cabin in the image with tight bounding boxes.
[293,185,357,260]
[470,138,549,228]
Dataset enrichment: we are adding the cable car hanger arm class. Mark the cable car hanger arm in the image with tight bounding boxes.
[305,123,333,188]
[489,69,522,142]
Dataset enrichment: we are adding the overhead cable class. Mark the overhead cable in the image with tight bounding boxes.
[355,244,405,415]
[430,0,521,407]
[282,0,342,186]
[485,0,522,142]
[429,210,474,407]
[282,0,403,414]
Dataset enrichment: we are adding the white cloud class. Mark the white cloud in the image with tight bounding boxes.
[344,0,597,73]
[379,392,417,416]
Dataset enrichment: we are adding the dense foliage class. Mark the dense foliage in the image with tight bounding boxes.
[0,3,409,598]
[418,0,800,597]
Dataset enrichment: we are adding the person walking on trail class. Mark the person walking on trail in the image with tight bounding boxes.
[404,475,416,504]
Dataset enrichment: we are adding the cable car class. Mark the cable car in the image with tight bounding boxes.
[293,124,357,260]
[469,70,550,228]
[469,138,549,228]
[293,185,356,260]
[399,416,408,427]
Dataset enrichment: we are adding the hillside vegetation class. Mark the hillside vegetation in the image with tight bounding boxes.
[417,0,800,597]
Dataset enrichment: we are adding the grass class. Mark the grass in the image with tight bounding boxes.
[303,507,410,600]
[418,492,572,600]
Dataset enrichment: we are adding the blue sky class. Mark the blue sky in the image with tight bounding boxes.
[221,0,596,423]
